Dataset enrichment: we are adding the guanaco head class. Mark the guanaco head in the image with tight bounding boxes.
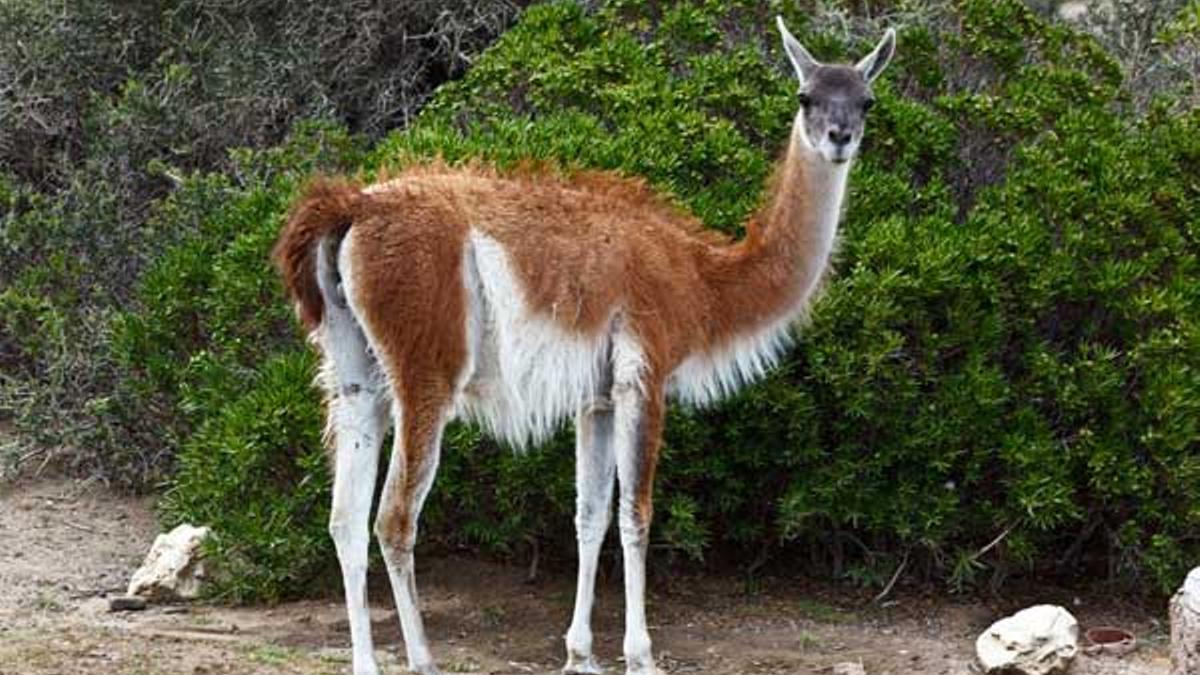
[776,17,895,164]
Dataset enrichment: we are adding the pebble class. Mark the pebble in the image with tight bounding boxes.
[108,595,147,612]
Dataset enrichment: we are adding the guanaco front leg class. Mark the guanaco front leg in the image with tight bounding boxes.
[564,398,617,674]
[613,369,665,675]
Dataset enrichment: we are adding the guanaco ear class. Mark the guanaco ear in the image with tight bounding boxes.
[776,16,819,85]
[855,28,896,84]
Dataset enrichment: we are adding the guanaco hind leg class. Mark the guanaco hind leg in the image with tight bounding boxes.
[374,400,451,675]
[320,300,389,675]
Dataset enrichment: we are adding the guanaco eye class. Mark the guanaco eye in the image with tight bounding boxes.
[862,98,876,112]
[798,92,813,107]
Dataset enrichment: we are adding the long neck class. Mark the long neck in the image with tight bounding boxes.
[701,118,850,345]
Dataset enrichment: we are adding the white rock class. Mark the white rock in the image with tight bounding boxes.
[976,604,1079,675]
[127,524,211,601]
[1058,1,1089,22]
[1171,567,1200,675]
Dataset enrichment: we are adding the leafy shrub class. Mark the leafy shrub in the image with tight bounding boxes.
[1053,0,1199,112]
[160,350,330,604]
[0,0,525,186]
[0,0,523,478]
[106,122,368,484]
[122,0,1199,600]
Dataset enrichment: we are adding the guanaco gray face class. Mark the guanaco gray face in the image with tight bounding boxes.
[777,17,896,164]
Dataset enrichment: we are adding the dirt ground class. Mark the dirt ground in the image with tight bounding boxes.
[0,479,1175,675]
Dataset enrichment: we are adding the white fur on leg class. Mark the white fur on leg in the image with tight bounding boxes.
[564,402,616,674]
[615,478,655,675]
[320,286,389,675]
[376,407,447,675]
[381,546,440,675]
[328,401,386,675]
[611,333,659,675]
[617,526,655,675]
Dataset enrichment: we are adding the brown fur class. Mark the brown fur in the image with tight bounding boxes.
[629,376,666,525]
[337,150,815,379]
[272,177,364,332]
[345,183,471,548]
[275,147,822,556]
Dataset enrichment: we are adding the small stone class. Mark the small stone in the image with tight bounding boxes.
[1058,1,1089,22]
[127,524,211,601]
[108,595,148,612]
[832,662,866,675]
[976,604,1078,675]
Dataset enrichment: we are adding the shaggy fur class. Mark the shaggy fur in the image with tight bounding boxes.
[272,19,894,675]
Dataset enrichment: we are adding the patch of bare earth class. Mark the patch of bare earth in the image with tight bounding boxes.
[0,479,1173,674]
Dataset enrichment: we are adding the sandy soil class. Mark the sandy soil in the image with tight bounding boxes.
[0,479,1174,675]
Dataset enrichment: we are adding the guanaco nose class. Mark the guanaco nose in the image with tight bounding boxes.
[828,128,852,146]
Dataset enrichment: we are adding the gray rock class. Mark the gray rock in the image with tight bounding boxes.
[108,595,147,612]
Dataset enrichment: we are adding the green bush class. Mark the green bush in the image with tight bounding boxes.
[0,0,522,479]
[160,350,330,604]
[125,0,1198,600]
[106,122,368,484]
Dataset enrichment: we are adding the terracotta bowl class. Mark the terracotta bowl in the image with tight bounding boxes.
[1083,626,1137,656]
